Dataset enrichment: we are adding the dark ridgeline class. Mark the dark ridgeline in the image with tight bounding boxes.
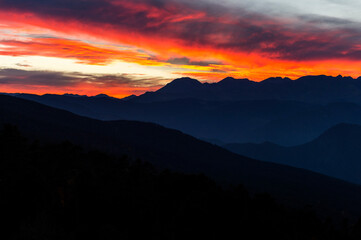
[224,123,361,185]
[2,124,361,240]
[134,75,361,103]
[10,75,361,146]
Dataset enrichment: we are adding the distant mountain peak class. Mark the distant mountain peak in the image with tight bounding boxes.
[168,77,202,85]
[158,77,203,93]
[121,94,137,101]
[262,77,292,84]
[297,75,328,82]
[317,123,361,140]
[63,93,87,97]
[218,77,250,84]
[93,94,110,98]
[221,77,236,81]
[297,75,356,82]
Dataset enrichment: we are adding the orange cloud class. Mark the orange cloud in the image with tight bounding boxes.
[0,37,167,66]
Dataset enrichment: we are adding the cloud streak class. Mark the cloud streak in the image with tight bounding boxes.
[0,37,165,66]
[0,68,169,97]
[1,0,361,62]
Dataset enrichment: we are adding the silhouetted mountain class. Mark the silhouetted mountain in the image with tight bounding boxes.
[2,95,361,219]
[63,93,87,97]
[121,94,137,101]
[93,93,112,98]
[133,75,361,103]
[10,92,361,145]
[224,123,361,185]
[137,77,204,102]
[249,102,361,145]
[159,77,203,91]
[262,77,293,84]
[10,92,127,119]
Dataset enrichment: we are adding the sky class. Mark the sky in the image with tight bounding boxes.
[1,0,361,97]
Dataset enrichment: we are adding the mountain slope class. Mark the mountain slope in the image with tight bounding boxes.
[12,92,361,145]
[2,95,361,219]
[224,123,361,185]
[249,102,361,145]
[10,93,127,120]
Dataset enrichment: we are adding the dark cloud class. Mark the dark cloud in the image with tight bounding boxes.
[1,0,361,61]
[166,57,221,66]
[298,14,356,26]
[0,68,77,86]
[0,68,167,88]
[15,63,32,67]
[211,69,226,73]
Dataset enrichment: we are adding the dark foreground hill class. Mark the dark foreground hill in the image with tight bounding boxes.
[3,125,361,239]
[224,123,361,185]
[1,95,361,220]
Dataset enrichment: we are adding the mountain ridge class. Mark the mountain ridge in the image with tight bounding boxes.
[133,74,361,103]
[224,123,361,185]
[8,91,361,146]
[4,74,361,146]
[2,94,361,219]
[3,74,361,102]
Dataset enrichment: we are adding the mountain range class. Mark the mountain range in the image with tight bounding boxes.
[2,94,361,219]
[133,75,361,103]
[7,74,361,146]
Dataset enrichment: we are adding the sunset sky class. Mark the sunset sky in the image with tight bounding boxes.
[1,0,361,97]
